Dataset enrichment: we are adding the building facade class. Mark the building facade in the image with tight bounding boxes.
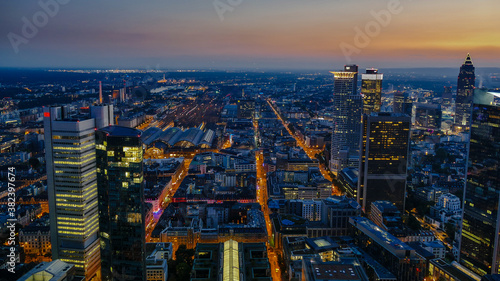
[330,65,362,175]
[358,113,411,213]
[393,91,413,116]
[96,126,146,281]
[361,68,383,115]
[413,103,442,131]
[459,92,500,276]
[43,106,112,279]
[455,54,476,130]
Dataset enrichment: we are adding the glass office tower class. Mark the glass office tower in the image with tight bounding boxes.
[459,91,500,276]
[358,112,411,213]
[96,126,145,281]
[330,65,362,175]
[361,68,383,115]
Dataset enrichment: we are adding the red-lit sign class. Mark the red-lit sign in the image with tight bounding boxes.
[44,112,50,117]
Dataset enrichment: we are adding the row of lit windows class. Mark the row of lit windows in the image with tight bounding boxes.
[53,143,94,151]
[53,138,93,147]
[58,219,98,233]
[54,156,95,165]
[58,223,98,237]
[53,132,93,140]
[54,172,96,180]
[54,151,95,160]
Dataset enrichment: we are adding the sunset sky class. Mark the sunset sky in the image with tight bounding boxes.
[1,0,499,69]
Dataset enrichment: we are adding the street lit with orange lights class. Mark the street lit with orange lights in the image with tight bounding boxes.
[145,157,193,242]
[266,99,342,195]
[255,139,283,281]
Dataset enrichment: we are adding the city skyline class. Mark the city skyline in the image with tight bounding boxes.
[1,0,500,69]
[2,1,500,280]
[2,52,499,280]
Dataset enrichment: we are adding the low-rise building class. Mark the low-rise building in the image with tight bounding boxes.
[18,260,76,281]
[191,240,271,281]
[302,257,369,281]
[350,216,426,281]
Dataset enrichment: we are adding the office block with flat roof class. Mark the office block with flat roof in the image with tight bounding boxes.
[330,65,362,175]
[459,91,500,276]
[96,125,145,281]
[43,105,113,279]
[358,112,410,213]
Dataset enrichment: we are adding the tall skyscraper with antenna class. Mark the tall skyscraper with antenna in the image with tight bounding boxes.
[454,53,475,131]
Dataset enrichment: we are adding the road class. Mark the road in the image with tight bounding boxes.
[254,129,282,281]
[266,99,342,195]
[0,175,48,200]
[414,214,451,248]
[145,157,193,242]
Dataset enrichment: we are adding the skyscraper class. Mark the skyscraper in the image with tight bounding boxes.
[454,53,475,131]
[442,86,453,106]
[393,91,412,116]
[412,103,442,131]
[361,68,383,114]
[44,105,113,279]
[96,126,145,281]
[459,91,500,276]
[330,65,362,175]
[358,112,411,213]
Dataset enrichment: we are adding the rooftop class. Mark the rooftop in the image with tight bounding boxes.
[303,257,369,281]
[430,259,480,281]
[99,125,142,137]
[349,217,413,255]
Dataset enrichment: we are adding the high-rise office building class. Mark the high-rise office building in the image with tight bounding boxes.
[455,53,475,131]
[459,91,500,276]
[358,112,411,213]
[393,91,413,116]
[361,68,383,114]
[96,126,145,281]
[412,103,442,131]
[330,65,362,175]
[44,105,113,279]
[442,86,453,106]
